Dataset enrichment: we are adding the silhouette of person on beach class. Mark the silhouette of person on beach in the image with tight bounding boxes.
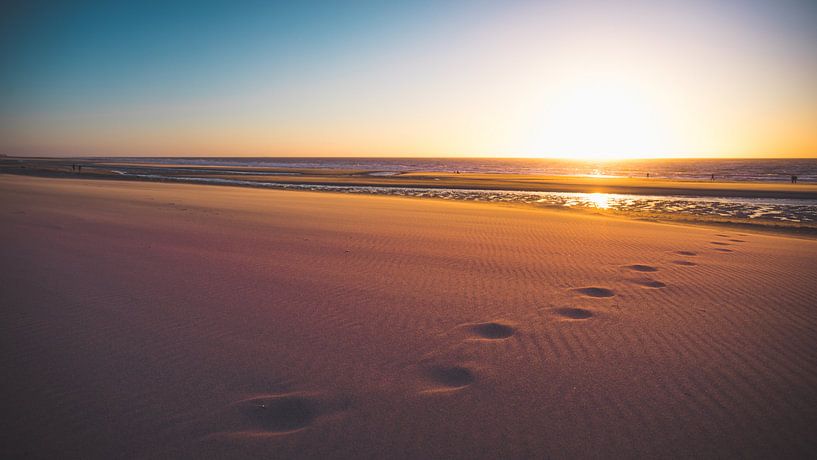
[72,164,75,172]
[711,174,715,181]
[791,175,798,184]
[646,173,650,178]
[78,165,82,173]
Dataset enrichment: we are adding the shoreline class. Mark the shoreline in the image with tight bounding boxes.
[3,158,817,235]
[2,157,817,200]
[2,172,816,237]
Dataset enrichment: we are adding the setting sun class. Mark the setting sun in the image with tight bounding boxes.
[527,76,680,161]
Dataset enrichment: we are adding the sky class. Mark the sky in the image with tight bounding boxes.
[1,0,816,159]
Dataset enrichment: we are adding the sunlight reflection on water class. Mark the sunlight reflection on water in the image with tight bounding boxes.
[587,193,610,209]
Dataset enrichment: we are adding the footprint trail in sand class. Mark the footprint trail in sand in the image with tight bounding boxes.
[469,322,515,340]
[554,308,595,320]
[573,287,616,298]
[244,396,316,433]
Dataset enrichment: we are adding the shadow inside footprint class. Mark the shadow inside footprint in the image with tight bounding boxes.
[632,279,667,288]
[427,365,475,388]
[714,248,734,253]
[672,260,697,266]
[729,239,746,243]
[470,322,515,339]
[555,308,594,320]
[624,264,658,272]
[573,287,615,298]
[710,241,730,246]
[243,396,316,433]
[675,251,697,256]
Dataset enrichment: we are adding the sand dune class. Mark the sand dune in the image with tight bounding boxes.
[2,175,817,458]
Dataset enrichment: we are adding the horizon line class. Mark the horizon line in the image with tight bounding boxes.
[4,154,817,161]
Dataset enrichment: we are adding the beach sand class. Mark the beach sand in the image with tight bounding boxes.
[2,174,816,458]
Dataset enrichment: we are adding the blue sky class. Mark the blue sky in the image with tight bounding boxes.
[2,0,816,158]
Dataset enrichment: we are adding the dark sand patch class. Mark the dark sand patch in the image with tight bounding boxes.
[672,260,697,266]
[427,365,475,389]
[242,395,317,433]
[632,279,667,288]
[469,322,515,340]
[623,264,658,272]
[573,287,615,298]
[555,308,594,320]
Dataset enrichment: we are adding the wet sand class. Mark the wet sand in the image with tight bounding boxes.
[2,174,817,458]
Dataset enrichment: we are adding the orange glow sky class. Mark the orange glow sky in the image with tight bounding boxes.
[2,1,816,159]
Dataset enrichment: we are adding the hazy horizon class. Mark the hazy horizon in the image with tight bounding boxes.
[3,1,816,159]
[5,153,817,161]
[7,154,817,163]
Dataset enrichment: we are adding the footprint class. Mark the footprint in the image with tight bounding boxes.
[573,287,615,298]
[671,260,697,266]
[240,394,318,433]
[426,365,475,389]
[631,279,667,288]
[715,234,730,237]
[713,248,734,253]
[729,239,746,243]
[710,241,731,246]
[469,322,515,340]
[675,251,697,256]
[623,264,658,272]
[554,308,594,320]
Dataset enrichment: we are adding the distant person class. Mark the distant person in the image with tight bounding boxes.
[646,173,650,178]
[78,165,82,173]
[711,174,715,181]
[71,164,75,172]
[791,175,798,184]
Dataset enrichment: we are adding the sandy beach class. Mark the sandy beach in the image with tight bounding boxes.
[2,174,817,458]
